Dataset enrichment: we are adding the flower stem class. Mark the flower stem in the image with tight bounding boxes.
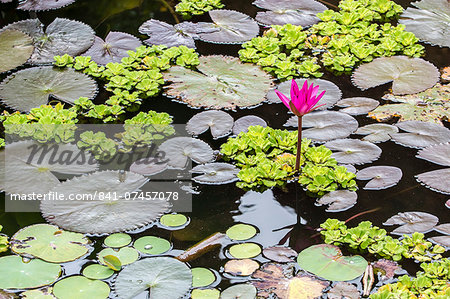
[295,116,302,172]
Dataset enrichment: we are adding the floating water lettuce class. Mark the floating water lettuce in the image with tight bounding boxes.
[370,83,450,125]
[186,110,233,138]
[0,255,61,289]
[82,32,142,65]
[11,223,91,263]
[175,0,224,17]
[114,257,192,299]
[297,244,368,281]
[253,0,327,27]
[352,56,440,95]
[0,30,34,73]
[2,18,94,64]
[399,0,450,48]
[164,55,273,109]
[252,263,329,298]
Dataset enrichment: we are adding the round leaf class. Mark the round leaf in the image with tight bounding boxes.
[224,259,259,276]
[191,163,239,185]
[0,66,98,112]
[220,284,257,299]
[114,257,192,299]
[336,97,379,115]
[229,243,261,259]
[434,223,450,235]
[0,255,61,289]
[297,244,368,281]
[17,0,76,11]
[82,264,114,280]
[328,282,360,299]
[160,213,188,227]
[232,115,267,135]
[355,124,398,143]
[351,56,440,95]
[324,139,382,165]
[226,224,257,241]
[159,137,214,168]
[356,166,403,190]
[0,30,34,73]
[164,55,273,109]
[416,168,450,194]
[53,276,110,299]
[11,223,90,263]
[429,236,450,247]
[98,247,139,266]
[191,288,220,299]
[104,233,132,248]
[316,190,358,212]
[134,236,171,255]
[186,110,234,139]
[262,246,298,263]
[383,211,439,235]
[391,121,450,148]
[192,267,216,288]
[416,142,450,166]
[129,158,168,176]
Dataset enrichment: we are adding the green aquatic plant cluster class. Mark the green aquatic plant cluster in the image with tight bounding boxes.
[239,0,424,80]
[54,45,199,122]
[0,225,8,253]
[320,219,445,262]
[220,126,357,194]
[371,259,450,299]
[175,0,224,17]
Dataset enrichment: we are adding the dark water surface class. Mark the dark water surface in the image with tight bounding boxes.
[0,0,449,295]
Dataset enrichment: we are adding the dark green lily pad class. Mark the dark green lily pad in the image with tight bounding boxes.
[416,142,450,166]
[226,223,257,241]
[98,247,139,266]
[0,66,98,112]
[416,168,450,194]
[297,244,368,281]
[355,124,399,143]
[134,236,171,255]
[191,163,239,185]
[399,0,450,48]
[336,97,379,115]
[0,30,34,73]
[83,32,142,65]
[53,276,110,299]
[3,18,94,64]
[41,171,171,235]
[159,137,214,168]
[391,121,450,148]
[229,243,261,259]
[220,284,257,299]
[284,111,358,142]
[196,10,259,44]
[324,139,382,165]
[371,83,450,125]
[17,0,77,11]
[186,110,234,139]
[0,255,61,289]
[114,257,192,299]
[356,166,403,190]
[253,0,327,27]
[104,233,132,248]
[192,267,216,288]
[164,55,273,109]
[160,213,188,227]
[82,264,114,280]
[11,223,90,263]
[352,56,440,95]
[383,211,439,235]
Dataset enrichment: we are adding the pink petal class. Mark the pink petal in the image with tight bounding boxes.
[290,79,300,101]
[309,85,320,100]
[275,90,291,110]
[307,90,326,110]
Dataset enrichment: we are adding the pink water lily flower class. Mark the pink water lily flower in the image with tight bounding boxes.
[275,80,326,117]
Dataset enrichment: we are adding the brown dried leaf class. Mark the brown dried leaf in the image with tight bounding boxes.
[372,259,400,279]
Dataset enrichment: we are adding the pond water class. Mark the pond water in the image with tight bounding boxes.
[0,0,449,298]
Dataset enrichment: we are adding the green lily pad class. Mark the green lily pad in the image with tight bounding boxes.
[114,257,192,299]
[297,244,368,281]
[53,276,110,299]
[21,288,55,299]
[226,224,257,241]
[220,284,257,299]
[11,223,90,263]
[133,236,171,255]
[82,264,115,280]
[191,288,220,299]
[192,267,216,288]
[229,243,262,259]
[104,233,132,248]
[0,30,34,73]
[0,66,98,112]
[352,56,440,95]
[164,55,273,109]
[102,255,122,271]
[369,83,450,125]
[0,255,61,289]
[2,18,94,64]
[160,213,188,227]
[399,0,450,48]
[98,247,139,267]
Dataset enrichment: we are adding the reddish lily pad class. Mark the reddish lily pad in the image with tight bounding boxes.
[297,244,368,281]
[429,236,450,247]
[383,211,439,235]
[372,259,400,280]
[324,139,382,165]
[434,223,450,235]
[262,246,298,263]
[17,0,76,11]
[328,282,360,299]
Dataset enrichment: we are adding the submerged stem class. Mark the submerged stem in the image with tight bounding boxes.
[295,116,302,172]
